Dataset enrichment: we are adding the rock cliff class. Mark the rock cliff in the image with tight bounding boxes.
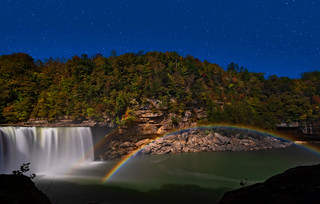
[103,99,291,160]
[0,99,293,161]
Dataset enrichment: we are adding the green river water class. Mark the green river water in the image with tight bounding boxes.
[35,144,320,203]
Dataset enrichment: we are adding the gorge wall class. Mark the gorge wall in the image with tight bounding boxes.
[0,99,296,162]
[102,99,291,160]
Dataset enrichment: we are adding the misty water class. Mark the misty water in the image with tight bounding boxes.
[0,127,94,174]
[36,145,320,203]
[1,126,320,203]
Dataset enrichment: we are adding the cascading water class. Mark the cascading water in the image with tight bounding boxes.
[0,127,94,174]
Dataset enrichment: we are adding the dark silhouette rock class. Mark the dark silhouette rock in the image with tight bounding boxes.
[0,174,51,204]
[219,164,320,204]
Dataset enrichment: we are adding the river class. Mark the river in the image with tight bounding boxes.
[34,145,320,204]
[1,127,320,203]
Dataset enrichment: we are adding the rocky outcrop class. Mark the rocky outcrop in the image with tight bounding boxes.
[104,128,291,160]
[0,174,51,204]
[218,164,320,204]
[103,99,207,159]
[134,108,201,137]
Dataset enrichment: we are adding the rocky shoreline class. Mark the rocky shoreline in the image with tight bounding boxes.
[104,128,292,160]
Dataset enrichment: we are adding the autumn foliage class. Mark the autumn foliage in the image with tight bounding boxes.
[0,52,319,129]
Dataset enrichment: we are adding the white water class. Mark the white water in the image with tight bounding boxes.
[0,127,94,174]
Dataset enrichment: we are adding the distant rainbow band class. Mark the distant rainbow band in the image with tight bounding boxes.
[101,139,156,183]
[101,124,320,184]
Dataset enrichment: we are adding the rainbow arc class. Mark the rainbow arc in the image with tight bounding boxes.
[100,124,320,184]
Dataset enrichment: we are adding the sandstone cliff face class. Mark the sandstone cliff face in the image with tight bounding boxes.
[129,99,205,137]
[103,99,292,160]
[103,99,209,159]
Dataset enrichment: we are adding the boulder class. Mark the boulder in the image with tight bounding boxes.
[141,148,151,154]
[110,140,120,147]
[119,142,133,148]
[214,133,231,145]
[147,142,161,151]
[178,132,189,141]
[135,138,150,147]
[205,133,214,140]
[163,134,176,141]
[156,126,166,134]
[156,147,172,155]
[139,110,163,118]
[140,124,160,135]
[172,141,184,151]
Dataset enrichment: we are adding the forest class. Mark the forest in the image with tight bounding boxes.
[0,51,319,129]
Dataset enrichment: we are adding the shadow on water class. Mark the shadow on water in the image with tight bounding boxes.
[36,179,228,204]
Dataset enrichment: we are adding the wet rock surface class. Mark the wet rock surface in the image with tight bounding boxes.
[218,164,320,204]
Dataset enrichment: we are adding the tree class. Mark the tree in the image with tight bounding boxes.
[110,50,117,57]
[12,163,36,179]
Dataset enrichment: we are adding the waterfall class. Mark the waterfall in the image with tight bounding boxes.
[0,127,94,174]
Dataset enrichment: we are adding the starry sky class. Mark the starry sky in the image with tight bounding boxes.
[0,0,319,78]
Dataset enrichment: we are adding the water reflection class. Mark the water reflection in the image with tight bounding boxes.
[35,145,320,203]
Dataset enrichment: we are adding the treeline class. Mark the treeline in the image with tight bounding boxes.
[0,51,319,129]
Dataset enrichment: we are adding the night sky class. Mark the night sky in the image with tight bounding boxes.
[1,0,319,78]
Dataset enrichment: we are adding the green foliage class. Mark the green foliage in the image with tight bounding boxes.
[0,52,319,129]
[12,163,36,179]
[115,108,137,127]
[171,115,180,126]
